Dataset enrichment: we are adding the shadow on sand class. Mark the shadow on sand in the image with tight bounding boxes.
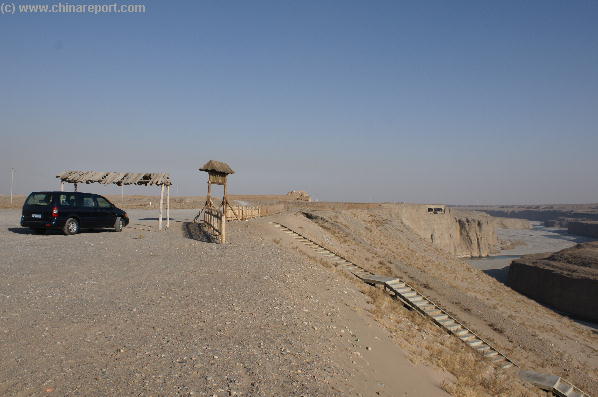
[483,266,510,284]
[181,221,218,243]
[483,263,598,333]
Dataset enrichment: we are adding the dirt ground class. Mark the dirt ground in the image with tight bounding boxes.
[0,209,449,397]
[3,202,595,396]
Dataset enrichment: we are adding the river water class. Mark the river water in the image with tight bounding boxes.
[466,222,593,283]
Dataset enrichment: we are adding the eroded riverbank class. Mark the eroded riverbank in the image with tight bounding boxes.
[466,222,594,282]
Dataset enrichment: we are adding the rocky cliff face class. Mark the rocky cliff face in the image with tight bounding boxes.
[567,220,598,239]
[508,242,598,322]
[492,217,531,229]
[391,205,503,257]
[296,204,526,258]
[460,205,598,228]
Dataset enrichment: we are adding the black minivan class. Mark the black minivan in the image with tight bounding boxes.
[21,191,129,235]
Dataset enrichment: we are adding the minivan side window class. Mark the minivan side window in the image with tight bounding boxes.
[82,195,97,208]
[96,197,112,208]
[25,193,52,206]
[59,193,77,207]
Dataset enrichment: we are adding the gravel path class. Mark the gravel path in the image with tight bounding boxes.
[0,209,446,396]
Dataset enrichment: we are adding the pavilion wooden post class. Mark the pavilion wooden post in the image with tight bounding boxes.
[221,178,228,243]
[206,179,213,209]
[74,183,78,192]
[159,184,164,230]
[166,185,170,229]
[60,181,64,191]
[221,209,226,243]
[223,178,227,208]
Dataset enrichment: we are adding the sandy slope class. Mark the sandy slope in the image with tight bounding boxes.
[270,205,598,394]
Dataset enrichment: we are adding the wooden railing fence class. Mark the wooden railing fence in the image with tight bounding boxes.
[225,206,261,221]
[203,207,226,243]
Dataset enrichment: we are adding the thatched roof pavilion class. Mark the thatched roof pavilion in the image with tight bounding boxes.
[56,170,172,230]
[199,160,235,175]
[56,171,171,186]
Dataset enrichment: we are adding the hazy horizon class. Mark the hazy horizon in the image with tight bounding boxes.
[2,1,597,205]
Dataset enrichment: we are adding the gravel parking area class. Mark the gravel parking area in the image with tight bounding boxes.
[0,209,446,396]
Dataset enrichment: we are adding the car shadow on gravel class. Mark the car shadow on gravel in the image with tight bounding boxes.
[7,227,66,235]
[8,227,109,235]
[182,222,218,243]
[8,227,41,235]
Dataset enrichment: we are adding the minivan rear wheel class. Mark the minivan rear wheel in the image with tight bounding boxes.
[114,217,123,232]
[63,218,79,235]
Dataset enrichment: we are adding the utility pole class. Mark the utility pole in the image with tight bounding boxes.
[10,168,15,205]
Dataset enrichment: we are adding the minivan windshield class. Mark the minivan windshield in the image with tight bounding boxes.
[25,193,52,206]
[96,197,113,208]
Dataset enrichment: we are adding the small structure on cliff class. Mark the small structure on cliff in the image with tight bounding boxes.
[56,170,172,230]
[426,205,446,214]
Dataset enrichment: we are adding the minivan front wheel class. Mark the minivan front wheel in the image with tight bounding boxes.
[114,217,123,232]
[63,218,79,235]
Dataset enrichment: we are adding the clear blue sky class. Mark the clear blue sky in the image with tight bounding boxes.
[2,0,597,204]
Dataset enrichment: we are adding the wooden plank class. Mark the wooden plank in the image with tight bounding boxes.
[361,275,398,285]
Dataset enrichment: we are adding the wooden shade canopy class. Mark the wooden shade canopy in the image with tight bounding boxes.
[56,170,172,230]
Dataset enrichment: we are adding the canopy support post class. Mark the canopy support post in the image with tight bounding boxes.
[166,185,170,229]
[221,207,226,243]
[159,184,164,230]
[206,180,213,208]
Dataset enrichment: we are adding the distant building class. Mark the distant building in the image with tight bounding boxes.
[287,190,311,202]
[426,205,446,214]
